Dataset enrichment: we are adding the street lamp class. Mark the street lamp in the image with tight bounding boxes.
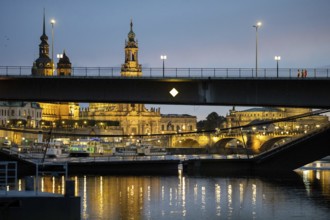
[274,56,281,77]
[253,21,262,77]
[50,19,56,73]
[160,55,167,77]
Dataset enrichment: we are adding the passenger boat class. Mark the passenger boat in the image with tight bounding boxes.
[113,145,137,156]
[137,145,167,156]
[69,145,90,157]
[46,147,62,158]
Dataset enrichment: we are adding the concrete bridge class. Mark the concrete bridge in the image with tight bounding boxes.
[1,68,330,108]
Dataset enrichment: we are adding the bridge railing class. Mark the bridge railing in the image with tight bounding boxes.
[1,66,330,79]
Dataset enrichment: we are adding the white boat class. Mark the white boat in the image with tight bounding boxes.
[46,147,62,158]
[113,145,137,156]
[137,145,167,156]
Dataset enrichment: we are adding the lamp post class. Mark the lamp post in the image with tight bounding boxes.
[274,56,281,77]
[50,19,56,73]
[253,22,262,77]
[160,55,167,77]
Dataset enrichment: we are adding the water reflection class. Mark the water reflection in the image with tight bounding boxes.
[33,170,330,220]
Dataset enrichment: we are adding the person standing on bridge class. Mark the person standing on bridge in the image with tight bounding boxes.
[297,69,301,78]
[303,69,308,78]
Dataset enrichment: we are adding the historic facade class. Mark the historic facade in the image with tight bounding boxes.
[0,102,42,128]
[28,15,197,135]
[85,20,161,135]
[81,21,197,135]
[225,107,328,133]
[57,50,72,76]
[160,114,197,133]
[32,11,78,123]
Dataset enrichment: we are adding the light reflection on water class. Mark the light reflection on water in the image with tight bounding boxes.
[34,170,330,220]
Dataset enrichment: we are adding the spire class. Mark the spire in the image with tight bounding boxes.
[130,18,133,31]
[128,18,135,42]
[43,8,46,36]
[40,8,48,41]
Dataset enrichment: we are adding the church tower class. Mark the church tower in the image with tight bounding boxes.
[87,19,162,135]
[57,50,72,76]
[32,9,54,76]
[121,19,143,77]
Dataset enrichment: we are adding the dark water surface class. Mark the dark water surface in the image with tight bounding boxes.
[30,169,330,220]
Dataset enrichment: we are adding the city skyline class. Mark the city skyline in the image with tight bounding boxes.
[1,0,329,120]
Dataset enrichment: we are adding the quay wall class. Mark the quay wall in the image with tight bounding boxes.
[0,196,80,220]
[68,160,181,175]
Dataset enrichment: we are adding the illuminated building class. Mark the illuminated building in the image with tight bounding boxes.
[85,20,162,135]
[29,14,196,134]
[57,50,72,76]
[31,9,53,76]
[84,20,197,135]
[225,107,328,132]
[121,19,142,77]
[161,114,197,133]
[31,11,79,123]
[0,101,42,128]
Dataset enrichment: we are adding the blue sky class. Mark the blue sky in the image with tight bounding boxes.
[1,0,329,120]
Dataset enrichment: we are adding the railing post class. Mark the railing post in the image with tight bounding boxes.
[239,68,241,78]
[327,69,329,78]
[213,68,215,77]
[98,67,100,77]
[289,69,291,78]
[20,67,22,76]
[314,69,316,78]
[111,67,113,77]
[72,67,74,76]
[85,67,87,77]
[6,66,8,76]
[189,68,191,77]
[176,68,178,77]
[252,68,254,78]
[264,68,266,78]
[226,68,228,78]
[201,68,203,78]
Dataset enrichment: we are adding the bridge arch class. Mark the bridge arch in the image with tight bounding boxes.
[259,136,291,152]
[174,138,199,147]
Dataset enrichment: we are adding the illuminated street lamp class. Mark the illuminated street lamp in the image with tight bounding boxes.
[160,55,167,77]
[253,21,262,77]
[50,19,56,73]
[274,56,281,77]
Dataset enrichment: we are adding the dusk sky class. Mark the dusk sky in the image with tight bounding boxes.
[1,0,329,120]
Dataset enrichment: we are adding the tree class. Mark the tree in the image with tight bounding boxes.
[197,112,226,131]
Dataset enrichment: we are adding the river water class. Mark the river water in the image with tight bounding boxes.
[26,167,330,220]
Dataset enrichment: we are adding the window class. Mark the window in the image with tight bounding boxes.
[11,110,15,116]
[161,125,164,131]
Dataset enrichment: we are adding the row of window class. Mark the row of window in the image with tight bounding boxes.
[239,113,282,117]
[0,109,41,118]
[161,124,194,131]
